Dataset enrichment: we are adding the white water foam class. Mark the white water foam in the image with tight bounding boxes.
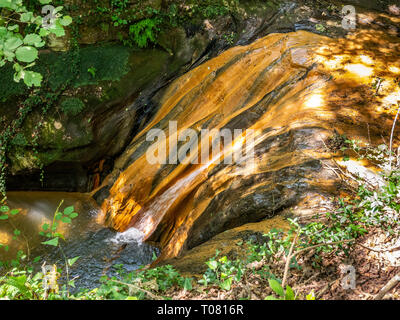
[106,227,145,245]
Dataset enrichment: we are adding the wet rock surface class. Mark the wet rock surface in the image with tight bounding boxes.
[100,26,400,263]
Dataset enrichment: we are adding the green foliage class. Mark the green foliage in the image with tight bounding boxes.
[92,0,238,49]
[2,137,399,300]
[198,251,245,290]
[128,18,161,49]
[39,200,79,246]
[0,43,130,196]
[0,0,72,87]
[265,279,295,300]
[0,199,80,299]
[87,66,96,78]
[94,264,192,300]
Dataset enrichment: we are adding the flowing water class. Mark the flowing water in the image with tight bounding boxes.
[0,192,157,291]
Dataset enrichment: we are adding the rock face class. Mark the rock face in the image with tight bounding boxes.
[100,27,400,262]
[4,0,398,192]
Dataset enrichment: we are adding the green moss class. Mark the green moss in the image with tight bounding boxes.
[10,133,28,147]
[8,148,38,174]
[0,44,132,100]
[32,44,132,92]
[60,97,86,116]
[74,45,131,87]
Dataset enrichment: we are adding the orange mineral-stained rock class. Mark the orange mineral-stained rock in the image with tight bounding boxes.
[100,29,400,262]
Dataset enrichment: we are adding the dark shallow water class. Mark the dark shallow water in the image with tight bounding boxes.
[0,192,157,292]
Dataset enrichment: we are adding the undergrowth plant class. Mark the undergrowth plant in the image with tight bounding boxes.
[198,250,245,290]
[0,0,72,87]
[0,199,80,299]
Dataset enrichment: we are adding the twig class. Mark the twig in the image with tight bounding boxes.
[316,279,338,299]
[281,231,299,290]
[357,243,400,253]
[290,239,355,261]
[367,123,371,144]
[389,102,400,171]
[374,273,400,300]
[375,78,382,95]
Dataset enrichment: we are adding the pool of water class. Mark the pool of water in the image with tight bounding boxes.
[0,192,157,291]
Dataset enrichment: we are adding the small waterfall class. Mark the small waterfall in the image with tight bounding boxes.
[101,29,400,262]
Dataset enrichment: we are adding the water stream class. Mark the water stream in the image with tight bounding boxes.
[0,192,157,291]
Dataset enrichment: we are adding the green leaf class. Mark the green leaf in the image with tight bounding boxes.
[49,21,65,37]
[0,0,15,9]
[183,278,192,291]
[69,212,78,219]
[4,37,23,51]
[285,285,295,300]
[68,280,75,288]
[5,275,32,299]
[54,232,65,240]
[0,215,9,220]
[206,260,218,270]
[14,69,23,83]
[60,15,73,26]
[23,34,45,47]
[268,279,284,297]
[0,205,9,212]
[10,209,19,215]
[125,296,138,300]
[265,295,280,300]
[42,237,59,247]
[39,0,52,4]
[7,25,19,32]
[39,28,50,37]
[20,12,33,23]
[4,50,15,61]
[42,223,49,231]
[0,27,6,39]
[53,6,64,14]
[23,71,42,87]
[63,206,74,215]
[13,229,21,236]
[68,256,80,266]
[220,277,233,291]
[61,216,71,224]
[15,46,38,63]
